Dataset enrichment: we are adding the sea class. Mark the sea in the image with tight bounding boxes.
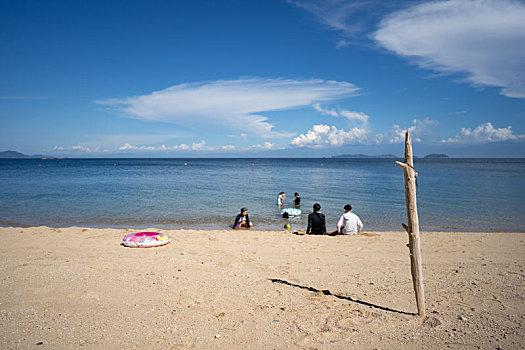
[1,158,524,232]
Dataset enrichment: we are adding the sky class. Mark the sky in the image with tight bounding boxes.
[1,0,524,157]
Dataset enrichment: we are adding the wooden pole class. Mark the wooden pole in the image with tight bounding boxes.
[395,131,425,317]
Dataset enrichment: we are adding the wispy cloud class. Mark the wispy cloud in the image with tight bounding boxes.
[374,0,525,98]
[97,78,360,139]
[442,122,525,143]
[313,103,369,124]
[288,0,418,47]
[288,0,369,44]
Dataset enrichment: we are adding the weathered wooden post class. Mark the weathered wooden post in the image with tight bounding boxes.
[396,131,425,317]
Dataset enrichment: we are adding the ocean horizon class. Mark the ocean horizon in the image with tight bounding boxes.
[1,157,524,232]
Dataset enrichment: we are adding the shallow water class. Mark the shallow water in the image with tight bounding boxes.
[1,158,524,232]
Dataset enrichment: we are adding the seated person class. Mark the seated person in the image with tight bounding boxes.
[233,208,252,229]
[306,203,326,235]
[334,204,363,235]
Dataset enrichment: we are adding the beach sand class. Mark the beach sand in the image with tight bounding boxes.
[1,227,524,349]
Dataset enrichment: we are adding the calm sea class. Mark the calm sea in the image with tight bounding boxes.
[0,158,524,232]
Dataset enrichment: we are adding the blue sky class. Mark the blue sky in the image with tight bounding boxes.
[1,0,524,157]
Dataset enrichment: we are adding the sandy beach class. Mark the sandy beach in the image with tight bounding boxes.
[1,227,524,349]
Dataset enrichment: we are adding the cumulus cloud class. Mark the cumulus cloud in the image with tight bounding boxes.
[443,122,525,143]
[291,124,369,148]
[375,118,438,144]
[97,78,360,139]
[374,0,525,98]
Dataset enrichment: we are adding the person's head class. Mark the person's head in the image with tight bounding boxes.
[313,203,321,212]
[240,208,247,215]
[282,212,289,218]
[294,192,299,197]
[344,204,352,212]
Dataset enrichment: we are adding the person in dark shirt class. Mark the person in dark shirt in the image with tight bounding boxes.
[233,208,251,229]
[306,203,326,235]
[292,192,301,207]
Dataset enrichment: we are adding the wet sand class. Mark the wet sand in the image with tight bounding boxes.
[1,227,524,349]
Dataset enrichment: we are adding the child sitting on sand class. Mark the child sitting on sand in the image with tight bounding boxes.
[233,208,252,229]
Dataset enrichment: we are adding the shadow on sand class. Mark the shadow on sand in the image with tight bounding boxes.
[269,278,415,316]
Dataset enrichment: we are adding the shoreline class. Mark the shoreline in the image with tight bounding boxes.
[2,222,524,233]
[1,226,524,349]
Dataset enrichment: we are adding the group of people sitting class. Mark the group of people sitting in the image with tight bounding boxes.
[305,203,363,235]
[233,191,363,235]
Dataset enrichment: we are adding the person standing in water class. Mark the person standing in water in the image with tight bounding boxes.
[292,192,301,207]
[277,192,286,206]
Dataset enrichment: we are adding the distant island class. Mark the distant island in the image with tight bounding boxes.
[0,150,45,159]
[331,153,399,159]
[423,153,449,159]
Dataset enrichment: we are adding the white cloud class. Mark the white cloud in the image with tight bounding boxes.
[54,145,98,153]
[443,122,525,143]
[339,110,369,123]
[374,0,525,98]
[97,78,360,139]
[313,103,338,117]
[291,124,369,148]
[375,118,438,144]
[249,142,282,150]
[313,103,369,124]
[118,143,155,151]
[288,0,377,40]
[118,143,134,151]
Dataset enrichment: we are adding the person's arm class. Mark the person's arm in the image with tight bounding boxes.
[306,214,311,234]
[357,216,363,233]
[337,215,344,234]
[321,214,327,234]
[233,214,241,229]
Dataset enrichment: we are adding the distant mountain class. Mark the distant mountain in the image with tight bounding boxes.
[331,153,399,159]
[424,153,449,159]
[0,150,45,159]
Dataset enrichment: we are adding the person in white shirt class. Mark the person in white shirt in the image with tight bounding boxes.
[336,204,363,235]
[277,192,286,206]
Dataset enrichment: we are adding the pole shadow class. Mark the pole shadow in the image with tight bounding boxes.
[269,278,415,316]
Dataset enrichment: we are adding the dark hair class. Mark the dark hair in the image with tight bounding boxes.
[294,192,299,196]
[279,192,285,195]
[344,204,352,211]
[282,212,289,218]
[240,208,247,212]
[313,203,321,212]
